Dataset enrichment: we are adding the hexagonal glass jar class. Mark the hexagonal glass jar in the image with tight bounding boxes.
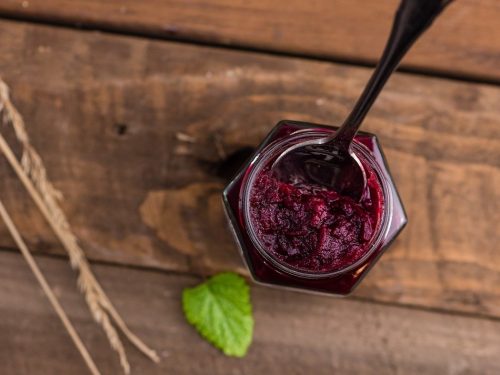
[223,120,407,295]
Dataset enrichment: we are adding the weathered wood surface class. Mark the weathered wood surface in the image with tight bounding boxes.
[0,20,499,319]
[0,0,499,81]
[2,251,500,375]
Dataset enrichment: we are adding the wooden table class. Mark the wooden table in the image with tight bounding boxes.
[0,1,499,374]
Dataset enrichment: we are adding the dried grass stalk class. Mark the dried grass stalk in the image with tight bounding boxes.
[0,78,159,374]
[0,198,102,375]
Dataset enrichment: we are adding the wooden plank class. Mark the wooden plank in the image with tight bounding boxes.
[0,0,499,81]
[2,251,500,374]
[0,20,499,319]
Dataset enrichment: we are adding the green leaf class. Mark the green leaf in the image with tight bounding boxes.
[182,272,254,357]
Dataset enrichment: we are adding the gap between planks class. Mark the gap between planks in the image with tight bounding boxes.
[0,13,499,88]
[2,246,500,325]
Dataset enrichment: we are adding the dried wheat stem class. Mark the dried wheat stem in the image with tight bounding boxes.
[0,199,101,375]
[0,134,160,363]
[0,131,132,374]
[94,287,161,363]
[0,79,158,371]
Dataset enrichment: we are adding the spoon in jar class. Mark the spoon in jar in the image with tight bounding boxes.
[272,0,454,201]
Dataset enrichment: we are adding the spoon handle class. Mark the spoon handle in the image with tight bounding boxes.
[332,0,454,149]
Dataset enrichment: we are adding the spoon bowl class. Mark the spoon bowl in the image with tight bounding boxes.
[272,135,366,200]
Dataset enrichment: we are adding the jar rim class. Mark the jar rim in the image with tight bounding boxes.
[241,128,393,279]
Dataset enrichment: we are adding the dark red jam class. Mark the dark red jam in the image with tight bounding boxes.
[249,163,384,273]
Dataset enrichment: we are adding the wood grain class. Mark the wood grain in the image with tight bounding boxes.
[0,20,499,319]
[2,251,500,375]
[0,0,499,81]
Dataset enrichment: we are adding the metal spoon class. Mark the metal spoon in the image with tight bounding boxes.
[272,0,454,200]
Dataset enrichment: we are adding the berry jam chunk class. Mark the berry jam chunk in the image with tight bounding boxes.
[249,165,384,273]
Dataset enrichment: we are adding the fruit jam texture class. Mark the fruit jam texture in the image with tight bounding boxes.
[249,164,384,273]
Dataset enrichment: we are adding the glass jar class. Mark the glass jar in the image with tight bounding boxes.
[223,120,407,295]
